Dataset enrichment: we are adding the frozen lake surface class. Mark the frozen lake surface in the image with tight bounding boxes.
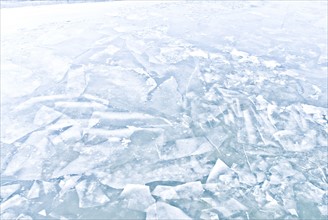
[0,0,112,8]
[1,1,327,219]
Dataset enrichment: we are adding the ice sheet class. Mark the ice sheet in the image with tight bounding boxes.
[1,1,327,219]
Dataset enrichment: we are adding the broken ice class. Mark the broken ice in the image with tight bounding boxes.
[1,1,327,219]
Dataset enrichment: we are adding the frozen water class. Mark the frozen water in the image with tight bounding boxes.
[75,179,110,208]
[26,181,41,199]
[120,184,155,211]
[146,202,191,220]
[1,1,327,219]
[152,181,203,200]
[0,184,21,201]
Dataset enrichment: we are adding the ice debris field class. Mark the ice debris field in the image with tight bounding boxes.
[0,1,328,219]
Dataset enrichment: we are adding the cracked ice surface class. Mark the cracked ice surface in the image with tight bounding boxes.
[1,1,327,219]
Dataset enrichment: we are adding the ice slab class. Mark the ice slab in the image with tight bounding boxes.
[0,194,27,214]
[85,67,153,111]
[33,106,62,127]
[148,76,183,118]
[0,184,21,202]
[200,209,219,220]
[206,158,232,183]
[158,137,207,160]
[146,202,191,220]
[75,179,110,208]
[0,118,38,144]
[152,181,203,200]
[88,111,170,128]
[2,144,46,180]
[1,62,41,100]
[120,184,155,211]
[66,65,88,97]
[27,181,41,199]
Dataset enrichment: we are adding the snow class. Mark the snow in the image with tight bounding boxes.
[1,0,327,219]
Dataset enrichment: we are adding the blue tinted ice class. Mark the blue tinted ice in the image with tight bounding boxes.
[1,1,327,219]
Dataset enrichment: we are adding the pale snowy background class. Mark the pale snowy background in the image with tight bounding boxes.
[1,1,327,219]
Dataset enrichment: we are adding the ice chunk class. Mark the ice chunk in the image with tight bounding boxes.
[152,181,203,200]
[1,117,38,144]
[1,62,41,100]
[66,65,88,97]
[146,202,191,220]
[225,198,248,211]
[90,45,120,61]
[59,175,81,196]
[125,36,147,55]
[46,115,79,132]
[0,184,20,201]
[262,60,280,69]
[202,197,247,217]
[173,181,204,200]
[0,212,17,220]
[216,198,248,217]
[47,187,80,219]
[84,127,139,140]
[206,158,231,183]
[200,209,219,220]
[75,179,110,208]
[33,105,62,127]
[205,127,228,151]
[318,205,328,216]
[120,184,155,211]
[288,208,298,217]
[296,199,322,220]
[273,129,317,152]
[158,137,206,160]
[129,129,162,147]
[242,109,258,144]
[82,94,110,106]
[16,214,33,220]
[38,209,47,217]
[98,156,211,189]
[189,48,208,58]
[27,181,41,199]
[2,144,44,180]
[54,101,107,112]
[88,111,170,128]
[42,181,57,194]
[152,186,179,200]
[52,102,102,125]
[0,194,27,213]
[86,67,152,110]
[191,142,213,155]
[51,125,82,146]
[301,103,328,126]
[52,155,92,178]
[156,46,189,64]
[25,130,51,154]
[14,95,67,112]
[148,76,182,117]
[234,167,257,186]
[300,182,326,204]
